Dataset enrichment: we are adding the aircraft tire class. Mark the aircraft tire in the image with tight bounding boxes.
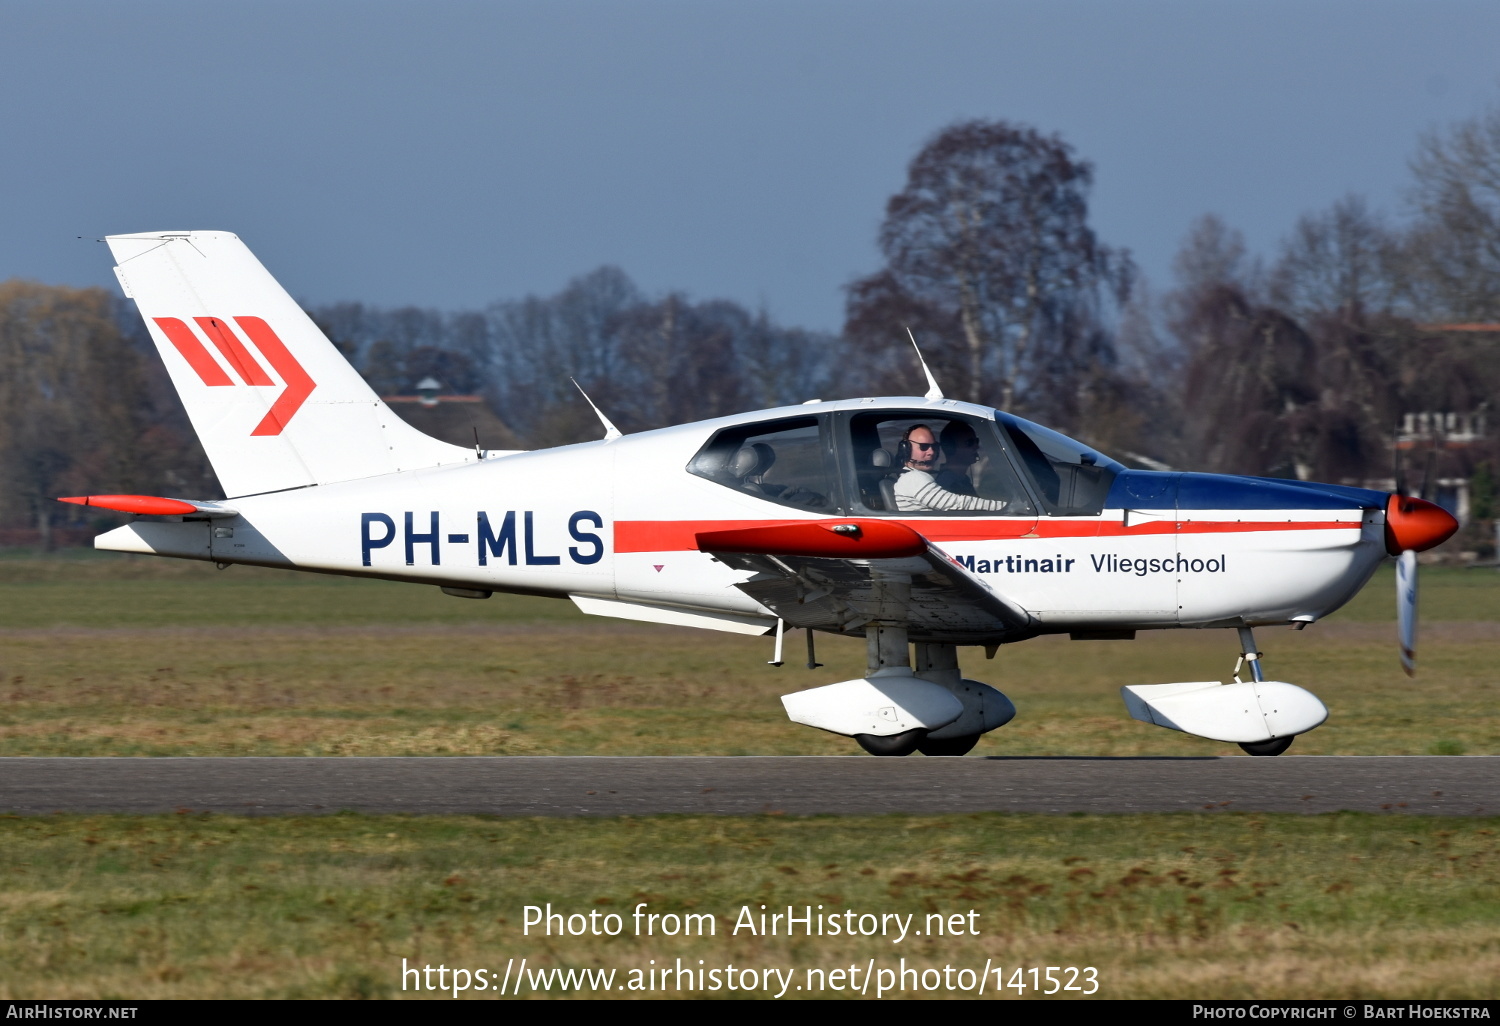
[916,735,980,756]
[854,729,925,757]
[1238,736,1295,757]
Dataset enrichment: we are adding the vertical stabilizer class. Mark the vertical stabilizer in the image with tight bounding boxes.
[107,231,477,497]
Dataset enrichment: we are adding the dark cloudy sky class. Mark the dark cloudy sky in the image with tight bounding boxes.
[2,0,1498,329]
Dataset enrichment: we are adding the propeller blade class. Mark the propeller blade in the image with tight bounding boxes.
[1396,548,1418,677]
[1393,431,1407,496]
[1419,450,1437,502]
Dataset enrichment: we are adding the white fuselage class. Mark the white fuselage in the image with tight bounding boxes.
[98,398,1389,638]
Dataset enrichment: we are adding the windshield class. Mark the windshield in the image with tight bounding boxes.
[995,412,1121,516]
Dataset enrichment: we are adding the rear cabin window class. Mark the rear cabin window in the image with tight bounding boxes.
[687,416,835,512]
[994,413,1121,516]
[846,413,1034,516]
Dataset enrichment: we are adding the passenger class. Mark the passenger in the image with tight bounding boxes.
[893,424,1007,512]
[934,421,983,496]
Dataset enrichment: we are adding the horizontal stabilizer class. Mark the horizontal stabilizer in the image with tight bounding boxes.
[94,521,211,560]
[58,495,238,518]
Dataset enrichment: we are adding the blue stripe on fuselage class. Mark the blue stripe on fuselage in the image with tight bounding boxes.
[1104,470,1387,512]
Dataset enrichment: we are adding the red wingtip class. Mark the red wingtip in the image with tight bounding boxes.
[1385,494,1459,554]
[55,495,199,516]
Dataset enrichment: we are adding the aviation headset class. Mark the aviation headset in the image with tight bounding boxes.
[896,424,934,465]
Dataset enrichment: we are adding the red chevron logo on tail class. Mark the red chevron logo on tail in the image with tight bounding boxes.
[152,316,316,436]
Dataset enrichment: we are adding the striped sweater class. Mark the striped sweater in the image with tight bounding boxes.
[894,469,1007,512]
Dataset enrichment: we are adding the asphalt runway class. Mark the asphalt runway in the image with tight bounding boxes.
[0,756,1495,816]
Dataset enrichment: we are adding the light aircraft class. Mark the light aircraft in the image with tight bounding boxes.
[66,231,1459,757]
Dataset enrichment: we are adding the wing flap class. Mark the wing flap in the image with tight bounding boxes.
[699,522,1035,644]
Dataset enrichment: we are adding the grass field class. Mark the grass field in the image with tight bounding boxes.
[1,550,1497,1000]
[0,812,1496,1000]
[0,550,1496,757]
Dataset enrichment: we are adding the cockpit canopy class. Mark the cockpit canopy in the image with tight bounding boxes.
[688,407,1121,517]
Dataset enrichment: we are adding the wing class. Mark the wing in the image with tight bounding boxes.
[697,519,1036,645]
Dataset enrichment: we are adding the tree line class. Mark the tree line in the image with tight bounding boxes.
[310,266,843,449]
[5,99,1499,546]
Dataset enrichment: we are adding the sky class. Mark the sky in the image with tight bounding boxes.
[2,0,1498,331]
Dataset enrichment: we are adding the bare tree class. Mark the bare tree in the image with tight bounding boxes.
[0,282,212,541]
[1172,279,1403,483]
[1270,194,1395,320]
[483,265,641,443]
[841,268,962,398]
[1174,214,1252,293]
[1398,100,1500,320]
[435,267,840,446]
[1178,284,1321,478]
[845,120,1130,412]
[1167,214,1263,334]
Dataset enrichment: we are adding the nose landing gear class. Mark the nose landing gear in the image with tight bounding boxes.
[1120,625,1327,756]
[1239,736,1295,757]
[1233,627,1294,757]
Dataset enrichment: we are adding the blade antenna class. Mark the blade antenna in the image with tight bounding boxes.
[571,378,622,441]
[906,327,945,401]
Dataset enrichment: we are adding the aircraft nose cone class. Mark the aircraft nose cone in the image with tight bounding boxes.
[1385,494,1459,554]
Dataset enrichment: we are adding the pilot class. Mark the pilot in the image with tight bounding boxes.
[934,421,983,496]
[894,424,1007,512]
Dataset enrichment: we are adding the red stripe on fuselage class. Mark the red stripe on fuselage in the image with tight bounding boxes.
[613,518,1360,552]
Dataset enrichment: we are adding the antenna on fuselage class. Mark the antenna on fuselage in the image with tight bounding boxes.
[906,327,945,401]
[571,378,622,441]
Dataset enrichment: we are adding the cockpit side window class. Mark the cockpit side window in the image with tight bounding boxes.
[995,412,1121,516]
[688,416,835,512]
[845,412,1035,516]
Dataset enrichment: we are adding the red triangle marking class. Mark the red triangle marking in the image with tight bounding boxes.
[653,564,665,572]
[235,316,317,436]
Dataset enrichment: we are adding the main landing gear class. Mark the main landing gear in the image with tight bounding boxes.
[780,616,1015,757]
[915,734,981,757]
[854,729,928,757]
[852,731,981,757]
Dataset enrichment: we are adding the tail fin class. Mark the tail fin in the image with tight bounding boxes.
[107,231,477,497]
